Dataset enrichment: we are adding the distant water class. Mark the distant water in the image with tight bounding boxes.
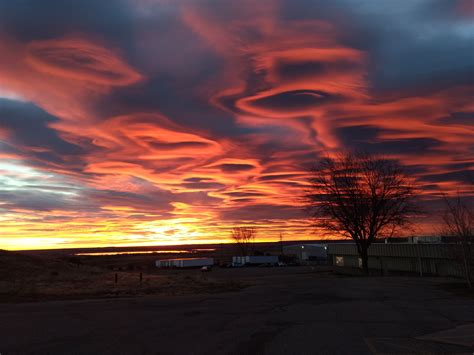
[75,248,216,256]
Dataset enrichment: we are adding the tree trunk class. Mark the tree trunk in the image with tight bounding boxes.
[460,240,472,289]
[360,245,369,276]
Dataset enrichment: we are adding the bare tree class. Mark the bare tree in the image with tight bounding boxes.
[441,193,473,288]
[306,151,419,275]
[231,227,256,256]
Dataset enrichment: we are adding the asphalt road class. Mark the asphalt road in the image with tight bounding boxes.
[1,268,473,354]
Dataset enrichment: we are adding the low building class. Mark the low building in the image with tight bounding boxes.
[283,243,328,263]
[155,257,214,268]
[327,243,463,277]
[232,255,279,267]
[409,236,443,244]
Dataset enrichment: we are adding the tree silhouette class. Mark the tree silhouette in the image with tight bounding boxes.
[441,193,473,288]
[231,227,256,256]
[306,151,419,275]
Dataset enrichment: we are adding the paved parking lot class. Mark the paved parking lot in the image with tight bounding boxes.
[1,268,473,354]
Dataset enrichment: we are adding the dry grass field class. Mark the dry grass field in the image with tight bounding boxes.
[0,250,243,302]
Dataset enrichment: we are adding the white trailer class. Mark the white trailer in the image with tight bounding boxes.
[232,255,279,267]
[155,257,214,268]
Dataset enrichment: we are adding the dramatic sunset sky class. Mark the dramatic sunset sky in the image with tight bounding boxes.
[0,0,473,250]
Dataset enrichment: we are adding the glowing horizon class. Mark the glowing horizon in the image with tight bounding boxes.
[0,0,473,250]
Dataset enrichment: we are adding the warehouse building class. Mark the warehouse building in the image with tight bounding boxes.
[327,243,463,277]
[283,243,328,263]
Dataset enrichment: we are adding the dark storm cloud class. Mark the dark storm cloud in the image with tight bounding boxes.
[436,111,474,126]
[420,170,474,184]
[444,162,474,171]
[360,138,444,156]
[248,90,342,112]
[278,0,474,92]
[336,125,381,144]
[335,125,444,155]
[275,59,361,82]
[219,204,305,221]
[0,188,88,212]
[258,173,305,182]
[0,99,83,160]
[216,164,255,173]
[0,0,133,42]
[88,188,174,214]
[181,181,226,190]
[100,74,246,138]
[333,0,474,92]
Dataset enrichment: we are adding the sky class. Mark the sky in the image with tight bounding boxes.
[0,0,473,250]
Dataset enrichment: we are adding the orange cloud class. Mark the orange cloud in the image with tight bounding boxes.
[26,37,143,85]
[0,35,142,122]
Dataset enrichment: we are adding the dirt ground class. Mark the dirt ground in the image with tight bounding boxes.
[0,250,243,302]
[1,267,473,354]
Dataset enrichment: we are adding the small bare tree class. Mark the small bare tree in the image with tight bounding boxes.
[231,227,256,256]
[441,193,473,288]
[306,151,419,275]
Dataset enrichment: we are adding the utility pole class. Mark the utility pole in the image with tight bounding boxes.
[279,233,284,255]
